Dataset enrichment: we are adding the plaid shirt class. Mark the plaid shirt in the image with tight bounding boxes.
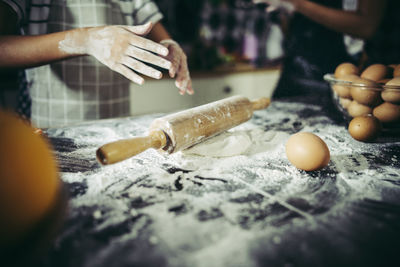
[3,0,163,128]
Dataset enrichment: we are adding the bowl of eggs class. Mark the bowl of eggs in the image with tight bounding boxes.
[324,63,400,134]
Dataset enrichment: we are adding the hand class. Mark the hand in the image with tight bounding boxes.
[253,0,297,14]
[160,39,194,95]
[59,22,172,85]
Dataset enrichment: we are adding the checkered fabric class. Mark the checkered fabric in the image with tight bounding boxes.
[199,1,280,66]
[2,0,163,128]
[16,70,31,120]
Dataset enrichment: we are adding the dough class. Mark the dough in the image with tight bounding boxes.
[183,131,252,157]
[182,129,289,158]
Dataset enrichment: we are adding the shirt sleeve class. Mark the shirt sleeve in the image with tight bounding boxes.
[2,0,26,23]
[132,0,163,25]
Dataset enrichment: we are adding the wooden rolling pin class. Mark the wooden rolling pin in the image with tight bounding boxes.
[96,95,270,165]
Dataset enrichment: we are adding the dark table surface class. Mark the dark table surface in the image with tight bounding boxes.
[40,96,400,267]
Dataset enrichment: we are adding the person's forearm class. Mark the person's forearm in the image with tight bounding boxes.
[295,0,386,39]
[147,22,172,43]
[0,30,84,69]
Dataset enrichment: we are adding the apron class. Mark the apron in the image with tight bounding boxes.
[11,0,162,128]
[364,0,400,65]
[273,0,353,98]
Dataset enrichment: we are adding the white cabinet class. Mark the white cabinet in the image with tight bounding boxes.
[130,66,280,115]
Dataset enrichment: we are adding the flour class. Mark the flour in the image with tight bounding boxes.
[183,128,289,158]
[59,29,88,55]
[165,127,290,177]
[48,98,400,267]
[183,131,252,157]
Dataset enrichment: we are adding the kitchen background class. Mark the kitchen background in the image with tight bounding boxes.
[154,0,283,70]
[133,0,283,114]
[0,0,284,115]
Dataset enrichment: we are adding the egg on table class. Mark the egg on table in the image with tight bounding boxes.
[285,132,330,171]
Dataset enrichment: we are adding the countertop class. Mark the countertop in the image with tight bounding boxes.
[40,96,400,267]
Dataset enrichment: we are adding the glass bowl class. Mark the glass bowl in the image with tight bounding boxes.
[324,74,400,129]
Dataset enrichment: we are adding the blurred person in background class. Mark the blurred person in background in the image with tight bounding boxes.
[0,0,193,128]
[253,0,400,98]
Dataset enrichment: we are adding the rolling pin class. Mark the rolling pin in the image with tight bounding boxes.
[96,95,270,165]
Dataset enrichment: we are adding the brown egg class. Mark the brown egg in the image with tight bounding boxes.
[351,87,382,106]
[349,77,381,106]
[381,90,400,104]
[382,77,400,104]
[334,63,359,78]
[334,74,359,99]
[347,100,373,117]
[386,77,400,85]
[393,65,400,77]
[338,74,360,82]
[339,97,352,109]
[373,102,400,123]
[348,115,381,142]
[333,84,352,99]
[285,132,330,171]
[361,64,390,81]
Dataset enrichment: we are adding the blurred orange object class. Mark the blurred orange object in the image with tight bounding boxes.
[0,110,60,247]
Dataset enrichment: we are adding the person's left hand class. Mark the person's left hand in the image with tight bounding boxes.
[160,39,194,95]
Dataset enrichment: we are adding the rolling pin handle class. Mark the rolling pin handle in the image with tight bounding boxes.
[251,97,271,110]
[96,130,167,165]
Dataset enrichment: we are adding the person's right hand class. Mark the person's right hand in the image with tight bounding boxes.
[59,22,172,85]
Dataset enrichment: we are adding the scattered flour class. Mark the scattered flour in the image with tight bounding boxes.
[50,101,400,267]
[183,128,289,158]
[183,131,252,157]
